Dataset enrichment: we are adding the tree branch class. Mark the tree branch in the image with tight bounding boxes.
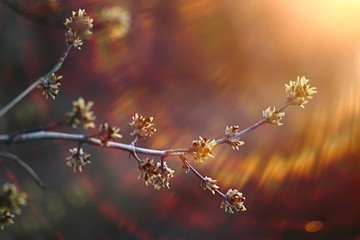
[0,151,46,189]
[0,100,291,159]
[0,44,73,119]
[0,130,169,157]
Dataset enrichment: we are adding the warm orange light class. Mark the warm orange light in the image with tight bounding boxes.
[305,220,324,233]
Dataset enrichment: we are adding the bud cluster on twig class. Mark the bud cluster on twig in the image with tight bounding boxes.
[0,183,27,229]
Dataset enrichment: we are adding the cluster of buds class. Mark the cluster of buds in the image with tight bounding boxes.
[262,106,285,126]
[0,183,27,229]
[97,6,131,41]
[64,9,93,49]
[152,162,175,190]
[201,177,220,195]
[138,158,175,190]
[221,189,246,214]
[225,126,245,150]
[99,123,122,147]
[285,76,317,108]
[129,113,156,138]
[66,147,91,172]
[66,97,96,129]
[189,137,216,163]
[38,73,63,99]
[0,209,14,230]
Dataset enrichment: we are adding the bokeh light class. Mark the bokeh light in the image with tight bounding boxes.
[305,220,324,233]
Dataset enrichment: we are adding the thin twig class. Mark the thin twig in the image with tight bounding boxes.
[0,131,168,157]
[0,151,46,189]
[0,44,73,119]
[129,135,142,163]
[130,152,142,163]
[0,79,42,119]
[130,135,139,146]
[215,118,267,145]
[44,44,73,77]
[167,149,189,154]
[187,161,225,198]
[160,156,164,171]
[278,100,291,112]
[215,101,292,145]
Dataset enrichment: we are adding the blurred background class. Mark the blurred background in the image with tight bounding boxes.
[0,0,360,239]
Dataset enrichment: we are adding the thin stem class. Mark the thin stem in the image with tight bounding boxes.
[167,149,189,154]
[215,118,267,145]
[166,149,189,157]
[0,44,73,119]
[77,141,83,153]
[278,101,291,112]
[160,156,165,171]
[0,151,46,189]
[187,161,205,181]
[215,189,226,198]
[129,135,141,163]
[130,144,142,164]
[0,79,42,119]
[187,161,225,198]
[0,131,168,157]
[130,135,139,146]
[215,101,292,146]
[130,152,142,163]
[44,44,73,77]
